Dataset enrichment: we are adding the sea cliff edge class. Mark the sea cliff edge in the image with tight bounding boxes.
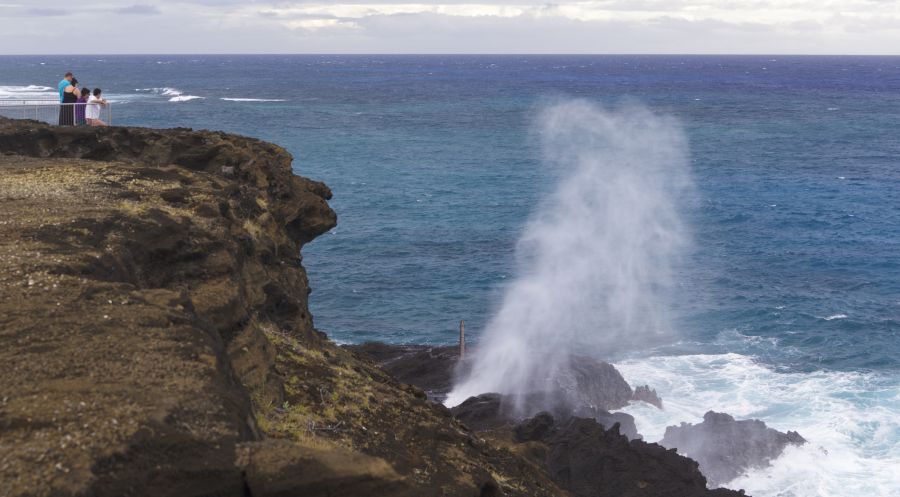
[0,118,745,497]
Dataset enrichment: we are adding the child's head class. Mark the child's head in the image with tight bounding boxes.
[82,88,91,98]
[93,88,102,97]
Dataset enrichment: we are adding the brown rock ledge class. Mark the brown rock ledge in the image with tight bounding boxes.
[0,119,561,497]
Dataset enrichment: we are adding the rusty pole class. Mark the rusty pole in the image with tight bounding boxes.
[459,320,465,360]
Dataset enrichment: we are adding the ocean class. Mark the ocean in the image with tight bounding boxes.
[1,55,898,496]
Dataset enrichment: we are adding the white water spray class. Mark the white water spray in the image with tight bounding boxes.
[446,100,693,408]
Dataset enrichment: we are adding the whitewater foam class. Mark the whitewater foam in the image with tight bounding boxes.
[617,353,900,496]
[169,95,204,102]
[221,98,286,102]
[134,87,204,102]
[0,85,56,100]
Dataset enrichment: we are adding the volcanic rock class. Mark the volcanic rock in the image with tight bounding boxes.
[561,355,635,412]
[508,413,746,497]
[632,384,664,408]
[0,118,566,497]
[451,392,641,440]
[661,411,807,485]
[346,342,460,400]
[350,341,647,414]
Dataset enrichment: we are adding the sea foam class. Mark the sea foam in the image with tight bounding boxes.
[617,353,900,496]
[221,98,287,102]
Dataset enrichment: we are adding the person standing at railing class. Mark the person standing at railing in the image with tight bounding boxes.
[86,88,109,127]
[60,78,81,126]
[57,72,73,125]
[75,88,90,125]
[57,72,73,102]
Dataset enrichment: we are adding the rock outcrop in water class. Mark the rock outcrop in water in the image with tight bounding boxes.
[450,393,642,441]
[349,342,651,411]
[0,117,746,497]
[661,411,807,486]
[349,344,750,495]
[512,414,745,497]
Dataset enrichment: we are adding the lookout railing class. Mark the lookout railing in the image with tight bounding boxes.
[0,100,113,126]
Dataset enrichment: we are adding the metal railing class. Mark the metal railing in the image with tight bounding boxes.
[0,100,112,126]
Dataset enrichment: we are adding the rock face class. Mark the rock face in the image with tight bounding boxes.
[561,355,636,413]
[632,384,664,409]
[0,118,566,497]
[511,414,746,497]
[350,342,656,415]
[661,411,807,485]
[451,393,642,441]
[346,342,460,401]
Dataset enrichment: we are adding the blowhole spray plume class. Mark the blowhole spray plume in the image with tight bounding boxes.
[446,100,693,410]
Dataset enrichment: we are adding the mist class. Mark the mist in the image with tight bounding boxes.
[446,100,693,409]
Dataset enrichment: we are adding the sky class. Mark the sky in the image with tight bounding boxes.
[2,1,900,54]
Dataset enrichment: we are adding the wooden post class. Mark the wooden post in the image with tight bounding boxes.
[459,320,465,359]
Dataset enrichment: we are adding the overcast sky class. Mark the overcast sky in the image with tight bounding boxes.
[2,1,900,54]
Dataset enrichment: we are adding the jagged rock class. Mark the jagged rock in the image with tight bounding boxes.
[632,384,664,409]
[347,342,460,400]
[510,414,745,497]
[350,342,642,415]
[514,412,556,442]
[452,393,640,440]
[561,355,635,412]
[661,411,806,485]
[450,393,511,431]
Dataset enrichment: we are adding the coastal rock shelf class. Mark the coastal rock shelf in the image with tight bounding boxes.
[0,118,744,497]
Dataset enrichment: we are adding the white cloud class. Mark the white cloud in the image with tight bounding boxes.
[3,1,900,53]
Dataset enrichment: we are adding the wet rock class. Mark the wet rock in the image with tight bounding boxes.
[346,342,460,400]
[512,414,745,497]
[452,392,640,440]
[450,393,510,431]
[561,355,635,412]
[632,384,663,408]
[661,411,806,485]
[349,342,642,415]
[514,412,556,442]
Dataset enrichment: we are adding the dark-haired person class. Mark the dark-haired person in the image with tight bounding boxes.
[57,72,73,125]
[86,88,108,127]
[59,78,81,126]
[57,72,73,102]
[75,87,90,125]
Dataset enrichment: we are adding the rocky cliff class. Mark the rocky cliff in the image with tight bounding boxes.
[0,118,747,497]
[0,118,563,497]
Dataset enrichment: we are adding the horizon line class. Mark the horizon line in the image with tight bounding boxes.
[4,53,900,57]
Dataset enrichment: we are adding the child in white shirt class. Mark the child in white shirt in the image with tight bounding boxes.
[86,88,108,127]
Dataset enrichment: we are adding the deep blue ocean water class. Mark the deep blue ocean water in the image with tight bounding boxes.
[2,55,898,495]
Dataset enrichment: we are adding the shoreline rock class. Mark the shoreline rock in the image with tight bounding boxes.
[661,411,807,486]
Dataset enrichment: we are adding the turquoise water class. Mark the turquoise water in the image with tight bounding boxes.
[2,55,898,495]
